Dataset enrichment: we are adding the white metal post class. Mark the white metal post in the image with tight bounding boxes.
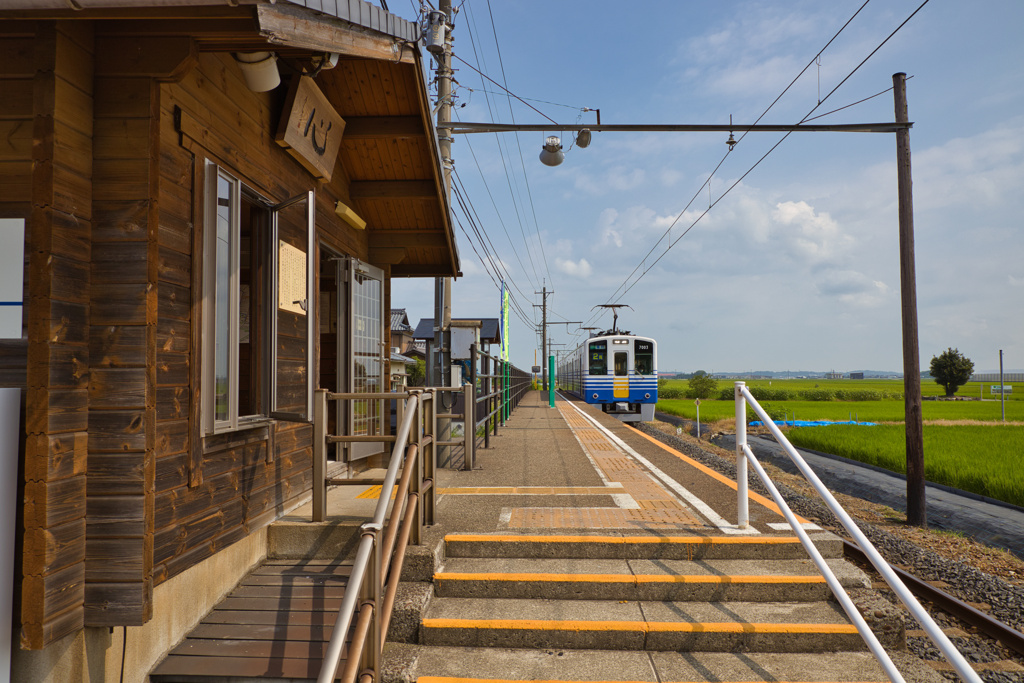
[734,382,749,529]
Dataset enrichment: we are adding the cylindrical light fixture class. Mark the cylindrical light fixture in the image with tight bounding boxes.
[539,135,564,166]
[234,52,280,92]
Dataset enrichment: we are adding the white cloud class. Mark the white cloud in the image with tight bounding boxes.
[815,270,891,308]
[555,257,592,279]
[771,200,852,266]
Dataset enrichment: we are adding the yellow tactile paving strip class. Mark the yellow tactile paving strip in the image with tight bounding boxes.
[419,679,881,683]
[357,485,624,499]
[422,618,858,635]
[500,403,707,530]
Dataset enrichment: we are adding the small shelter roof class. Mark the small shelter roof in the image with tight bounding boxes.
[8,0,459,277]
[413,318,501,344]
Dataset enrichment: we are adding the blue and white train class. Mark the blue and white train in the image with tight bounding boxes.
[557,332,658,422]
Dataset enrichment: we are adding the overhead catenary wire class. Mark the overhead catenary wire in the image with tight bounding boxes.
[593,0,875,323]
[459,6,543,290]
[482,0,553,289]
[602,0,931,313]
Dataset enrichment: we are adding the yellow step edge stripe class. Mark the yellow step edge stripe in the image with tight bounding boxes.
[434,572,825,585]
[445,534,802,545]
[422,618,857,634]
[418,679,884,683]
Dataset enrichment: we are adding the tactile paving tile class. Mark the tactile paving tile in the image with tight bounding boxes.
[508,506,704,529]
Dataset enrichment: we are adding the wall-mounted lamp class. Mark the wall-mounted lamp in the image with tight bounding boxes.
[335,201,366,230]
[233,52,280,92]
[539,136,564,167]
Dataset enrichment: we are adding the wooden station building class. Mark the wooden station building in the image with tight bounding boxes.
[0,0,457,679]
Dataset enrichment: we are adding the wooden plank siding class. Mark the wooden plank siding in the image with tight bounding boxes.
[4,6,455,654]
[151,52,326,589]
[19,20,93,650]
[85,38,161,625]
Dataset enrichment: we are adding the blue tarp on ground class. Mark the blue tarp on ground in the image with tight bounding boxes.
[749,420,877,427]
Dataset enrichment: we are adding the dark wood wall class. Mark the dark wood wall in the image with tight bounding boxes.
[13,21,93,650]
[4,21,402,649]
[152,52,366,588]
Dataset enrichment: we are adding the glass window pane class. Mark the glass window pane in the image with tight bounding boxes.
[588,341,607,375]
[614,352,628,377]
[352,270,382,437]
[214,176,232,423]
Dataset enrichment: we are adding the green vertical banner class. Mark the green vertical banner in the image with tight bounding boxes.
[548,355,555,408]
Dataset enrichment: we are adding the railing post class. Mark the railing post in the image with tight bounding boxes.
[408,392,423,546]
[463,382,474,470]
[424,390,437,529]
[482,352,491,448]
[358,522,382,677]
[734,382,749,529]
[469,344,477,465]
[313,388,327,522]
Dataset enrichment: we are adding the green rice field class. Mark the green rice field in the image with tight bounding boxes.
[786,424,1024,507]
[655,377,1023,507]
[657,396,1024,423]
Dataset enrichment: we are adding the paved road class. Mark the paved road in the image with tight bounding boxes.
[656,412,1024,560]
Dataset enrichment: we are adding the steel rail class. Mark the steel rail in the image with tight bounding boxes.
[340,603,374,683]
[739,443,904,683]
[843,540,1024,658]
[379,493,420,640]
[378,444,418,572]
[317,394,422,683]
[736,382,983,683]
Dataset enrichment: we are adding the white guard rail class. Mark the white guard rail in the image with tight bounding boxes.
[734,382,982,683]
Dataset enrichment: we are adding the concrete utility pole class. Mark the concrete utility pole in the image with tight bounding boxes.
[535,286,550,390]
[894,72,926,528]
[434,0,454,461]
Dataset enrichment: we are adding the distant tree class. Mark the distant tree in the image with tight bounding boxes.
[929,348,974,397]
[407,358,426,387]
[688,370,718,400]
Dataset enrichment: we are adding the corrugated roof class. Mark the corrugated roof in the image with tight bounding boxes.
[3,0,419,41]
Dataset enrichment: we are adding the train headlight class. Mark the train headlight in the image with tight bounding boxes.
[645,393,650,399]
[592,393,598,399]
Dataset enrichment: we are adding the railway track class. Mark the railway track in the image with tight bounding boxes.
[842,540,1024,658]
[631,420,1024,681]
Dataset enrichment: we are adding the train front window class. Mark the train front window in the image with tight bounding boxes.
[614,352,627,376]
[635,341,653,375]
[588,341,606,375]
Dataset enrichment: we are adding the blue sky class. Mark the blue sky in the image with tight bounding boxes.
[391,0,1024,374]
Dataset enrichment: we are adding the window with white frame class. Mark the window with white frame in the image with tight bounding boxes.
[202,161,314,434]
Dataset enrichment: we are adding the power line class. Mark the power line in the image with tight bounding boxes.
[483,0,553,288]
[604,0,931,311]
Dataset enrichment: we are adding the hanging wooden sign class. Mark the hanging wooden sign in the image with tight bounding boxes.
[276,76,346,181]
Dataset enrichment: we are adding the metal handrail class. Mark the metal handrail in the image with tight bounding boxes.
[734,381,983,683]
[316,391,430,683]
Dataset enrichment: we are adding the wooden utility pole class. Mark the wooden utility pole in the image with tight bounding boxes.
[536,286,549,390]
[434,0,453,462]
[894,72,926,527]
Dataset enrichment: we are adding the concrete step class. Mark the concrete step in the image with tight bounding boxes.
[434,557,868,601]
[443,532,843,561]
[421,597,866,652]
[383,643,890,683]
